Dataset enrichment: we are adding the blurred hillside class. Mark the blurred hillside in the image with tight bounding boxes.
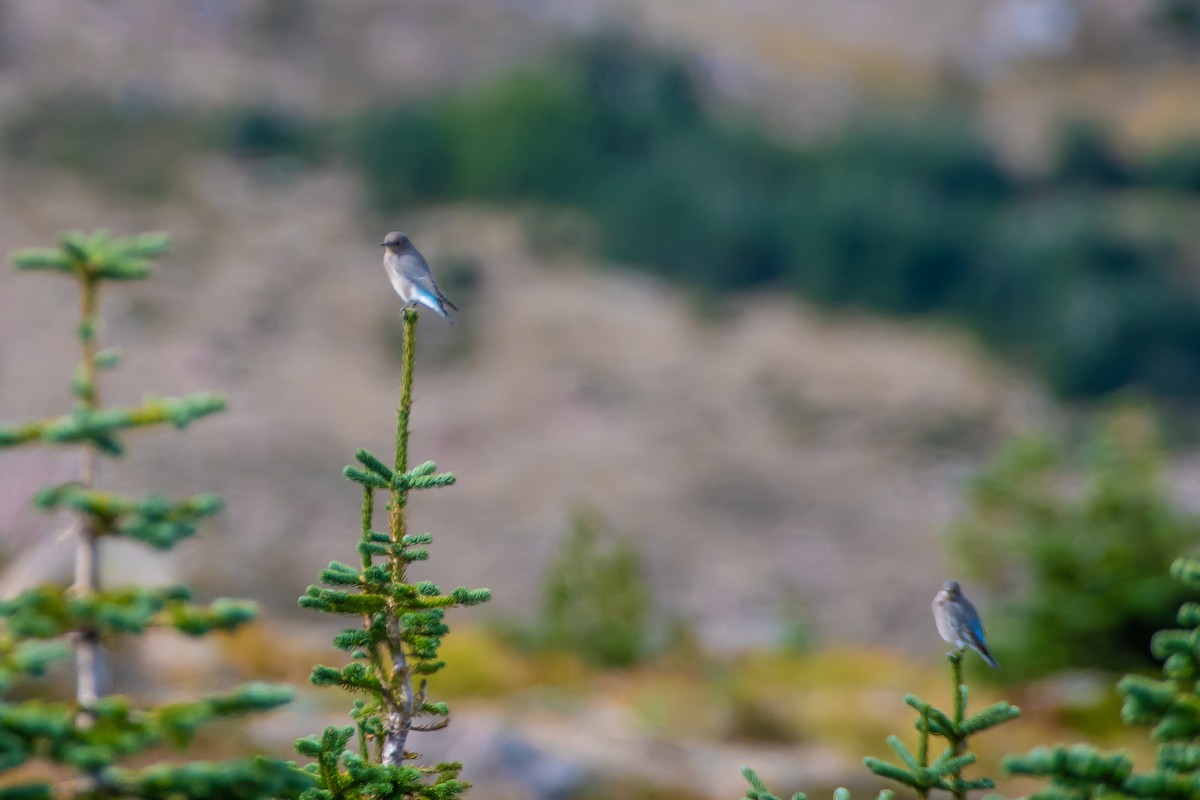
[0,170,1041,647]
[2,0,1200,653]
[3,0,1199,145]
[7,3,1200,799]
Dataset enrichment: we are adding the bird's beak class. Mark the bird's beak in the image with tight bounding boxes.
[379,242,387,247]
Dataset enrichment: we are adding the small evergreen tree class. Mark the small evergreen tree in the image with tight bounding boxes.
[950,409,1200,677]
[294,309,490,799]
[535,507,651,668]
[741,644,1020,799]
[1006,555,1200,800]
[0,230,310,799]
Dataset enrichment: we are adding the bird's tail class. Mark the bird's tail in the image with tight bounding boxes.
[415,292,455,324]
[972,640,1000,669]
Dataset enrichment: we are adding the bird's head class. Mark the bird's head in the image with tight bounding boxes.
[941,580,961,597]
[380,231,411,250]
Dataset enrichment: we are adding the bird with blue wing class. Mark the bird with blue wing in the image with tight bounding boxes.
[381,231,458,324]
[932,579,999,669]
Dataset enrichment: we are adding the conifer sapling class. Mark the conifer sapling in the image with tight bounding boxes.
[0,230,310,800]
[295,308,490,799]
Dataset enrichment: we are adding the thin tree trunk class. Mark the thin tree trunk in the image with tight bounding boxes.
[73,278,102,722]
[381,310,418,766]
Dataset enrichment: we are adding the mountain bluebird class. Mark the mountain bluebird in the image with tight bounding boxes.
[932,580,999,669]
[380,231,458,324]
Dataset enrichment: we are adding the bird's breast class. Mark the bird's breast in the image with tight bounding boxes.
[384,258,416,301]
[932,598,959,641]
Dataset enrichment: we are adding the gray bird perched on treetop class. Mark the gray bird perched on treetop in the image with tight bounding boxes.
[932,580,999,669]
[380,231,458,324]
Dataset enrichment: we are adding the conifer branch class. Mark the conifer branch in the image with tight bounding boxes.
[1005,556,1200,798]
[32,485,223,548]
[0,395,226,449]
[387,310,417,580]
[394,310,416,509]
[950,653,966,800]
[0,584,256,641]
[360,489,375,571]
[916,708,930,800]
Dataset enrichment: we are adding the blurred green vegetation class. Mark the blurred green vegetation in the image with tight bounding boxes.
[542,509,651,668]
[9,35,1200,400]
[1151,0,1200,43]
[503,507,654,668]
[2,95,327,195]
[343,34,1200,401]
[214,106,327,165]
[950,407,1200,678]
[2,92,202,197]
[1003,556,1200,800]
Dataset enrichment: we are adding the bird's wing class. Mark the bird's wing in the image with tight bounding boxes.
[963,616,998,668]
[397,250,435,284]
[965,616,987,648]
[399,252,457,310]
[956,598,988,647]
